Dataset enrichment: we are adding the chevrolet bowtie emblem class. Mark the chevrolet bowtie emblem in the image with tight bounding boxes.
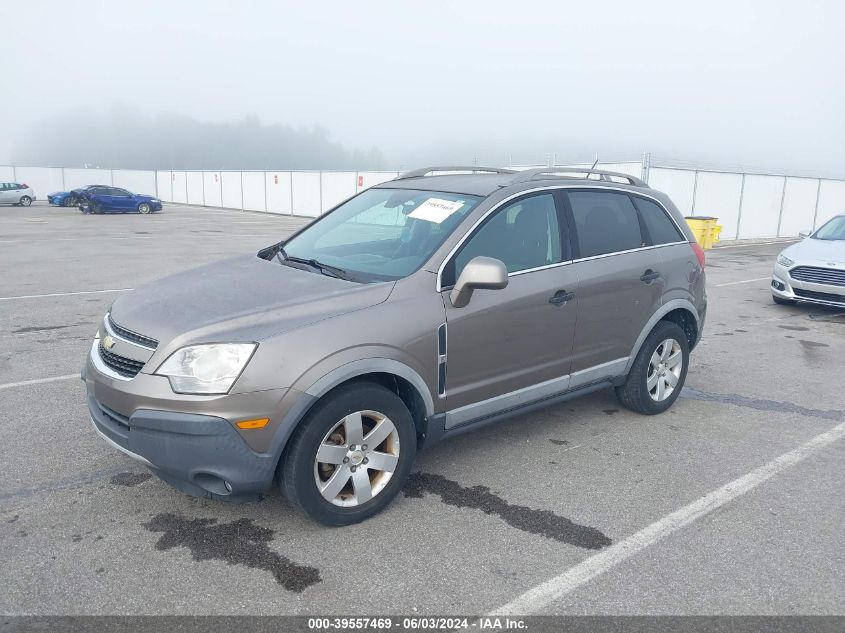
[102,335,116,350]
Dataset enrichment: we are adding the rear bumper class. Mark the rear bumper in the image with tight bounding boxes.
[772,264,845,308]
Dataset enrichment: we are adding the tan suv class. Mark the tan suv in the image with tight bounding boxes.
[83,167,707,525]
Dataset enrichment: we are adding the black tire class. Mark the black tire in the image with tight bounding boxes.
[280,382,417,526]
[19,196,32,207]
[772,294,796,306]
[616,320,690,415]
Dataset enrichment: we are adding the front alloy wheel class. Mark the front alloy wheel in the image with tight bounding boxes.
[138,203,151,214]
[314,410,400,506]
[281,382,416,525]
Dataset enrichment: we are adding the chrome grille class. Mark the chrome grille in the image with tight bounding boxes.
[108,315,158,349]
[789,266,845,287]
[98,343,145,378]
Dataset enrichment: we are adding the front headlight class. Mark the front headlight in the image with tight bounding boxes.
[156,343,256,394]
[777,254,794,267]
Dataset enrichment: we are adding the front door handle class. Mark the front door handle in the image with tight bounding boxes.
[549,290,575,306]
[640,269,660,283]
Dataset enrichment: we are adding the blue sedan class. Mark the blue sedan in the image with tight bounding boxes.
[77,186,163,214]
[47,186,103,207]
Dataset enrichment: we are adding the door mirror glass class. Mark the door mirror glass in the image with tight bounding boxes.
[449,256,508,308]
[798,230,811,239]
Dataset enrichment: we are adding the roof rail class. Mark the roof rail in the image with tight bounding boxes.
[395,166,516,180]
[510,167,648,188]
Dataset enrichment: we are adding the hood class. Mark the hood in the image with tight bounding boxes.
[783,238,845,265]
[109,255,394,346]
[135,194,158,201]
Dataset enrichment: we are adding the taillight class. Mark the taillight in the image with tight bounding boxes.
[22,183,28,189]
[690,241,706,268]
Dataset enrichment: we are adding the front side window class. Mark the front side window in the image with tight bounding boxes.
[814,215,845,240]
[282,188,482,282]
[569,191,644,257]
[446,193,563,285]
[634,196,684,245]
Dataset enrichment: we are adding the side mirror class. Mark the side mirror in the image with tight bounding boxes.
[449,256,508,308]
[798,230,811,239]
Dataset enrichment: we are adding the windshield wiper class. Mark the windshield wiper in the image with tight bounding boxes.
[283,255,351,281]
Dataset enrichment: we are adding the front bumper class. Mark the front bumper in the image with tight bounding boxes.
[772,263,845,308]
[84,343,306,500]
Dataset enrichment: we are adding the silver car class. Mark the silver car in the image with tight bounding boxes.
[772,214,845,308]
[0,182,35,206]
[83,166,707,525]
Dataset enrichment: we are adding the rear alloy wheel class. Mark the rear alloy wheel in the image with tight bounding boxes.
[63,197,76,207]
[616,320,690,415]
[138,203,151,214]
[280,382,416,525]
[19,196,32,207]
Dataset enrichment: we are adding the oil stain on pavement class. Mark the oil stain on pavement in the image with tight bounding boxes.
[681,387,843,421]
[143,514,321,592]
[403,473,612,549]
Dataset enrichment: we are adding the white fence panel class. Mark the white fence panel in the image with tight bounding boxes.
[112,169,156,196]
[815,179,845,228]
[186,172,204,205]
[779,177,819,237]
[321,171,357,212]
[737,175,783,239]
[357,171,399,192]
[221,172,243,209]
[156,171,173,202]
[647,168,696,214]
[241,171,266,212]
[64,168,112,190]
[170,171,188,203]
[597,162,643,177]
[14,167,63,197]
[265,172,293,214]
[203,172,222,207]
[691,172,743,239]
[291,172,321,217]
[0,166,14,181]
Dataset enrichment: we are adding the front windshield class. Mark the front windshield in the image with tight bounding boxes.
[282,188,482,282]
[814,215,845,240]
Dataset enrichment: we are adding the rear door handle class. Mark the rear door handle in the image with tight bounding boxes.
[549,290,575,306]
[640,269,660,283]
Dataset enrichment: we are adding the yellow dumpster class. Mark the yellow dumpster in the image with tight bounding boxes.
[684,216,722,249]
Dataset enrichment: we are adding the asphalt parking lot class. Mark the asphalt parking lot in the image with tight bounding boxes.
[1,201,843,616]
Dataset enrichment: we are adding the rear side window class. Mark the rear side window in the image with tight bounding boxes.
[634,197,684,245]
[568,191,644,257]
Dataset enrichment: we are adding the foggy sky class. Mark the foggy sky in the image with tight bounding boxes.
[2,0,843,176]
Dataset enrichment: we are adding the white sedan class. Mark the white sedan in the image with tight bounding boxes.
[772,214,845,308]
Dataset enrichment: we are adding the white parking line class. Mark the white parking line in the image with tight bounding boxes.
[491,420,845,615]
[713,276,770,287]
[0,374,79,390]
[0,288,132,301]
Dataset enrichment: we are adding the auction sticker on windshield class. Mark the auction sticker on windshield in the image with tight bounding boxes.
[408,198,465,223]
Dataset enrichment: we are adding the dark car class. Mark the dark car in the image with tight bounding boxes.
[48,185,106,207]
[79,186,163,214]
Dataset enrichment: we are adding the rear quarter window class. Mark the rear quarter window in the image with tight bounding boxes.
[634,197,684,245]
